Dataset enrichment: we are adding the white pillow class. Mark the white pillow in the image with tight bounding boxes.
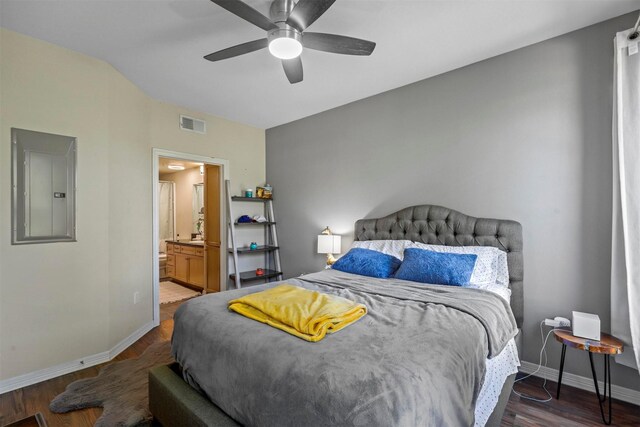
[468,282,512,304]
[408,242,503,286]
[350,240,412,260]
[495,251,510,286]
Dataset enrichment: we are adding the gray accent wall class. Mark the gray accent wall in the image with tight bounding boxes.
[266,12,640,391]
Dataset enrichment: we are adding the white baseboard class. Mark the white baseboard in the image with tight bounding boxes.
[109,321,155,359]
[0,321,154,395]
[519,360,640,406]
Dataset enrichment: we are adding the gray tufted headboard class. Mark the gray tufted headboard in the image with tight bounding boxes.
[354,205,524,328]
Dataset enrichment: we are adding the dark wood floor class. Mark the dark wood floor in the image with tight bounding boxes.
[504,376,640,426]
[159,299,186,322]
[1,302,639,426]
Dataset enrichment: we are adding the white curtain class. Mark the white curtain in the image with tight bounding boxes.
[158,181,175,253]
[611,20,640,371]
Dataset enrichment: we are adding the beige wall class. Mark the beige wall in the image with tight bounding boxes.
[0,28,266,381]
[149,100,265,197]
[160,167,203,241]
[106,65,153,350]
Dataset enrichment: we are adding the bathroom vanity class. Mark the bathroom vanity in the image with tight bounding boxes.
[166,241,205,290]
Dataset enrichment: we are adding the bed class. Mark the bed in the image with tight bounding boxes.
[149,204,524,427]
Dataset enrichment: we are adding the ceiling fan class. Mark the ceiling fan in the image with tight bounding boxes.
[204,0,376,84]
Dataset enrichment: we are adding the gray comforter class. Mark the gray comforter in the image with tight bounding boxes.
[172,270,517,427]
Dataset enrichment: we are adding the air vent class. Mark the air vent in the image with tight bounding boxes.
[179,115,206,134]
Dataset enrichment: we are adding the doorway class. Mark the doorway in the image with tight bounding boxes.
[152,149,229,326]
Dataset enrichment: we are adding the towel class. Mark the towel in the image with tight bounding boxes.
[228,284,367,342]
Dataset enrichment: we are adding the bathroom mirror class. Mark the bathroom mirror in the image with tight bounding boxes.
[12,128,77,244]
[192,183,204,237]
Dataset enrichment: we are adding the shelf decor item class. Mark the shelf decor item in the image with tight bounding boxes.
[237,215,252,223]
[256,184,273,199]
[256,268,264,276]
[317,226,342,268]
[250,242,258,250]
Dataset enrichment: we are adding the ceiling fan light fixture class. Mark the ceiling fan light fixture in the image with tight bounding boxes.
[205,0,376,84]
[268,36,302,60]
[267,26,303,60]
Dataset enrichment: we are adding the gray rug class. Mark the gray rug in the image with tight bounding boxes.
[50,340,173,427]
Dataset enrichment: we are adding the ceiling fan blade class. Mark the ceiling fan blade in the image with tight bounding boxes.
[286,0,336,32]
[303,32,376,56]
[210,0,277,31]
[282,57,303,84]
[204,39,268,62]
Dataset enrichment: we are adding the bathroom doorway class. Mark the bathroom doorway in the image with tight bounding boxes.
[152,149,229,325]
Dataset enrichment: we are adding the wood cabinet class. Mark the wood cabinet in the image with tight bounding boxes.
[174,253,189,283]
[166,242,204,290]
[188,256,204,287]
[166,254,175,278]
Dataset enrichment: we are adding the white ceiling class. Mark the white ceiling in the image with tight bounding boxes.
[1,1,638,129]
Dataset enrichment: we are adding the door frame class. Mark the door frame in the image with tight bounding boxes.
[152,148,229,326]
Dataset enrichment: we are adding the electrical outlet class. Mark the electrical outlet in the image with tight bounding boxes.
[133,291,140,305]
[545,318,560,327]
[545,316,571,327]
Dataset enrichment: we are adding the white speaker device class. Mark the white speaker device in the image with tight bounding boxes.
[572,311,601,341]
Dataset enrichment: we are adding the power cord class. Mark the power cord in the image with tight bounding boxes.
[512,321,563,403]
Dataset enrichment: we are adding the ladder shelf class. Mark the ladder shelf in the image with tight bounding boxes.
[228,245,279,254]
[226,180,283,289]
[229,269,282,283]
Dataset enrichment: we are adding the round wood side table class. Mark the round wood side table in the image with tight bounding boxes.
[553,328,624,425]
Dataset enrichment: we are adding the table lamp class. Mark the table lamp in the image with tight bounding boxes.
[317,226,341,268]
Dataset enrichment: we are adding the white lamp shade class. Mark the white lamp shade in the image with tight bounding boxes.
[317,234,341,254]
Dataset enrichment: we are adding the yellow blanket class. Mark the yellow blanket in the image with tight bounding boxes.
[228,284,367,342]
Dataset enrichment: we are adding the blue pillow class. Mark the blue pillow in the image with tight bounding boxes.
[394,248,477,286]
[332,248,402,279]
